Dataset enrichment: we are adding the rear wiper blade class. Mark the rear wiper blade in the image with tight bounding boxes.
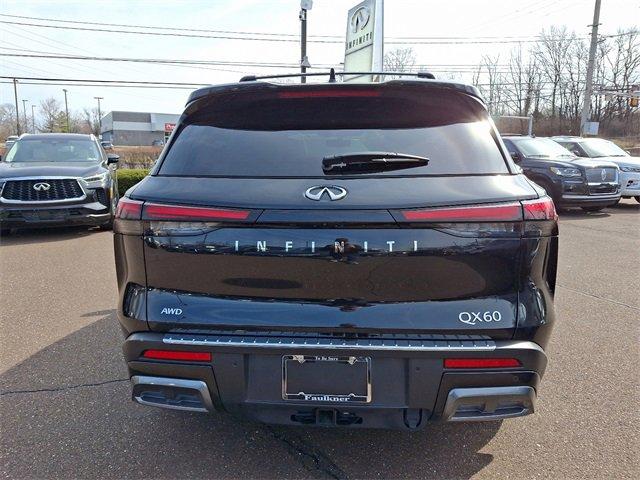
[322,152,429,174]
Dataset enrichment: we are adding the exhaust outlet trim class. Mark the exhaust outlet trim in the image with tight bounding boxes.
[131,375,214,413]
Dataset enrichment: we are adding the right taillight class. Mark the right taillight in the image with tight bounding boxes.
[522,197,557,221]
[399,202,523,222]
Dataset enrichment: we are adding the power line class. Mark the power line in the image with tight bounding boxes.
[0,13,598,41]
[3,19,622,45]
[0,80,197,90]
[0,52,307,68]
[1,75,584,89]
[0,52,576,76]
[1,75,207,86]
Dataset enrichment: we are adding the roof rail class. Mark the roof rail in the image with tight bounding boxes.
[239,68,436,83]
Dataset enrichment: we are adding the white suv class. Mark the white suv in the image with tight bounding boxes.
[552,136,640,203]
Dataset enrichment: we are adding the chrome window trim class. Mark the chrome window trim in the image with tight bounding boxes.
[0,176,88,204]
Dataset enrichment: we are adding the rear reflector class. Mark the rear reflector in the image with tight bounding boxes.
[143,203,250,221]
[444,358,521,369]
[142,350,211,362]
[278,89,381,98]
[522,196,557,220]
[401,202,522,222]
[115,197,143,220]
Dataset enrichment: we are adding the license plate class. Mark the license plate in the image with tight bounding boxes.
[282,355,371,403]
[25,210,66,221]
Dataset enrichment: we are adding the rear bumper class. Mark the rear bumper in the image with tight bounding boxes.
[0,201,111,228]
[124,332,546,429]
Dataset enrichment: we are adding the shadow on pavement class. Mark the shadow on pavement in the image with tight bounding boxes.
[0,225,101,246]
[1,312,499,479]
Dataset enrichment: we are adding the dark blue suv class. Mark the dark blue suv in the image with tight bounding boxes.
[502,136,620,212]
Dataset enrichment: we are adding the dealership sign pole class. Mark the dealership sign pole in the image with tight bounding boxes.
[343,0,384,83]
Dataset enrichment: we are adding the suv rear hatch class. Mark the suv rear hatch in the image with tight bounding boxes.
[118,81,554,339]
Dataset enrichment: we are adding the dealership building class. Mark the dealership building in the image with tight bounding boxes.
[100,111,180,146]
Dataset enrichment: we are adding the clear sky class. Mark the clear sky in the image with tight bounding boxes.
[1,0,638,118]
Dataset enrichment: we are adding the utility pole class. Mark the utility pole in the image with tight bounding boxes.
[21,99,28,134]
[299,0,312,83]
[94,96,103,138]
[580,0,601,136]
[31,104,36,133]
[63,88,70,132]
[13,78,21,136]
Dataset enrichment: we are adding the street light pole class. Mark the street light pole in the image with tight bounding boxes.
[31,104,36,133]
[21,99,28,134]
[63,88,70,133]
[299,0,312,83]
[13,78,21,135]
[580,0,602,136]
[94,96,103,138]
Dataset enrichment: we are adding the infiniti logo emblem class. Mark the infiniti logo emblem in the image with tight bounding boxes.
[304,185,347,201]
[350,6,371,33]
[32,182,51,191]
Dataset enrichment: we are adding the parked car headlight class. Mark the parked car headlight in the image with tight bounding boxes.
[83,172,109,183]
[550,167,582,177]
[620,166,640,173]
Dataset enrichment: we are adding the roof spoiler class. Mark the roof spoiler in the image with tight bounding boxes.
[239,68,436,83]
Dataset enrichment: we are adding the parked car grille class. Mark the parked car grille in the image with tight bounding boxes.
[1,179,84,202]
[586,167,617,183]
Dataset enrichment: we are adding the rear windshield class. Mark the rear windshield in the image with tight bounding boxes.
[159,86,509,177]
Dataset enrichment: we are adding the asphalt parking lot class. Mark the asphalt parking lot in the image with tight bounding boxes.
[1,199,638,480]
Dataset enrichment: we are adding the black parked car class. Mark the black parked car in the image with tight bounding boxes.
[502,136,620,212]
[0,133,119,232]
[114,76,558,430]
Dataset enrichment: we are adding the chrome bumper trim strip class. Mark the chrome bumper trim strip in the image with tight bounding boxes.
[162,334,496,351]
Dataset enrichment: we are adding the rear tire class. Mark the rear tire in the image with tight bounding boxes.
[635,196,640,203]
[581,206,605,212]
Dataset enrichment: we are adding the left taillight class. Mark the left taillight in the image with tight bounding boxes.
[142,202,250,221]
[115,197,143,220]
[113,197,144,235]
[114,199,256,235]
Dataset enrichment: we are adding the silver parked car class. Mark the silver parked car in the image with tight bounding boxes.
[552,136,640,203]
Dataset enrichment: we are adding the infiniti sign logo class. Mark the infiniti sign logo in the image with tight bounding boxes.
[304,185,347,201]
[350,6,371,33]
[32,182,51,191]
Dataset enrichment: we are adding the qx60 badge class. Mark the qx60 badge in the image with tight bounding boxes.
[32,182,51,191]
[304,185,347,201]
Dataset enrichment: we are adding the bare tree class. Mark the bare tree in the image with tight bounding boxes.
[533,26,578,118]
[384,48,416,78]
[475,55,506,115]
[502,45,542,116]
[38,98,65,133]
[82,107,101,135]
[0,103,18,140]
